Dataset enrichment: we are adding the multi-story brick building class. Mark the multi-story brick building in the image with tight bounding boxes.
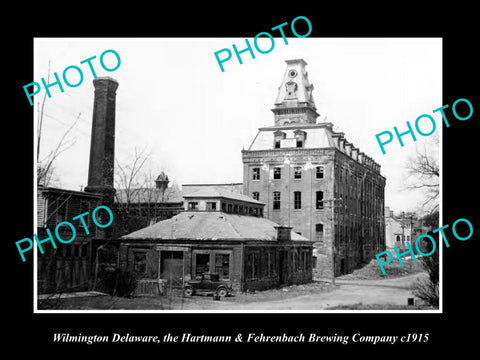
[242,59,386,276]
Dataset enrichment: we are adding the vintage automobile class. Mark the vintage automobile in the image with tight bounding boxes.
[183,272,234,297]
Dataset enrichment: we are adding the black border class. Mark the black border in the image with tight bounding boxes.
[7,5,478,354]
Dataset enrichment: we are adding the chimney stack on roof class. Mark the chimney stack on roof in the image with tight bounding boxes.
[275,225,292,242]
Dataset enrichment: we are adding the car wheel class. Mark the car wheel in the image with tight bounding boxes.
[216,287,228,297]
[184,286,194,297]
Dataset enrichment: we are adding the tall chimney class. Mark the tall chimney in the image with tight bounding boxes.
[275,225,293,242]
[84,76,118,210]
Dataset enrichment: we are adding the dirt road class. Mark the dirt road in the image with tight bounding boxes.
[39,265,432,310]
[179,273,428,311]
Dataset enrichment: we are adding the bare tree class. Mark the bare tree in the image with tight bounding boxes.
[37,61,50,162]
[113,148,181,236]
[113,147,151,235]
[404,137,439,213]
[405,137,440,307]
[37,113,81,186]
[37,61,80,187]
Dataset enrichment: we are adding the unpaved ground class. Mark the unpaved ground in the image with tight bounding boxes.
[38,258,435,311]
[175,258,431,311]
[39,273,430,311]
[177,273,428,310]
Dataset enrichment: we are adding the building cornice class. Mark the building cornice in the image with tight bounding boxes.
[258,122,334,131]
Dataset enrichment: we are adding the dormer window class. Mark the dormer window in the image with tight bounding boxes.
[273,130,286,149]
[294,129,306,148]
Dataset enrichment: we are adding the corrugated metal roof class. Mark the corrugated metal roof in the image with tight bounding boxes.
[120,211,310,242]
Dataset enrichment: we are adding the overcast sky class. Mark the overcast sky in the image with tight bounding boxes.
[34,37,442,214]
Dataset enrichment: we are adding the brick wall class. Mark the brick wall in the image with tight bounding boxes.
[243,244,312,291]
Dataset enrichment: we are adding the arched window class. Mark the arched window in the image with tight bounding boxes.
[294,129,306,148]
[273,131,286,149]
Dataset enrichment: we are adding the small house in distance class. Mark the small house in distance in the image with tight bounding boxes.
[116,189,314,293]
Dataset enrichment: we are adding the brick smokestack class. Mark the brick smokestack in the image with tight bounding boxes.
[84,76,118,210]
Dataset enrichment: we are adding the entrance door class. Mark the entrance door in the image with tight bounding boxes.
[194,253,210,277]
[161,251,184,288]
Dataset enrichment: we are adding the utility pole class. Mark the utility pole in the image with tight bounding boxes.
[400,222,406,245]
[410,215,414,239]
[324,197,344,286]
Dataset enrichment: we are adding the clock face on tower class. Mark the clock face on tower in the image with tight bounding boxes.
[288,69,297,78]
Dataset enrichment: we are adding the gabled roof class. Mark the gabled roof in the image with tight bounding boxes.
[120,211,310,242]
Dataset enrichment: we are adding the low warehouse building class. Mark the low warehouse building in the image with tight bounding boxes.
[116,188,314,293]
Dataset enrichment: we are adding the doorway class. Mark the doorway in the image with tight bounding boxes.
[160,251,184,287]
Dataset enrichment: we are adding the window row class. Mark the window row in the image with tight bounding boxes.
[187,201,263,217]
[252,166,324,181]
[246,251,276,280]
[266,191,324,210]
[187,201,217,210]
[245,249,311,280]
